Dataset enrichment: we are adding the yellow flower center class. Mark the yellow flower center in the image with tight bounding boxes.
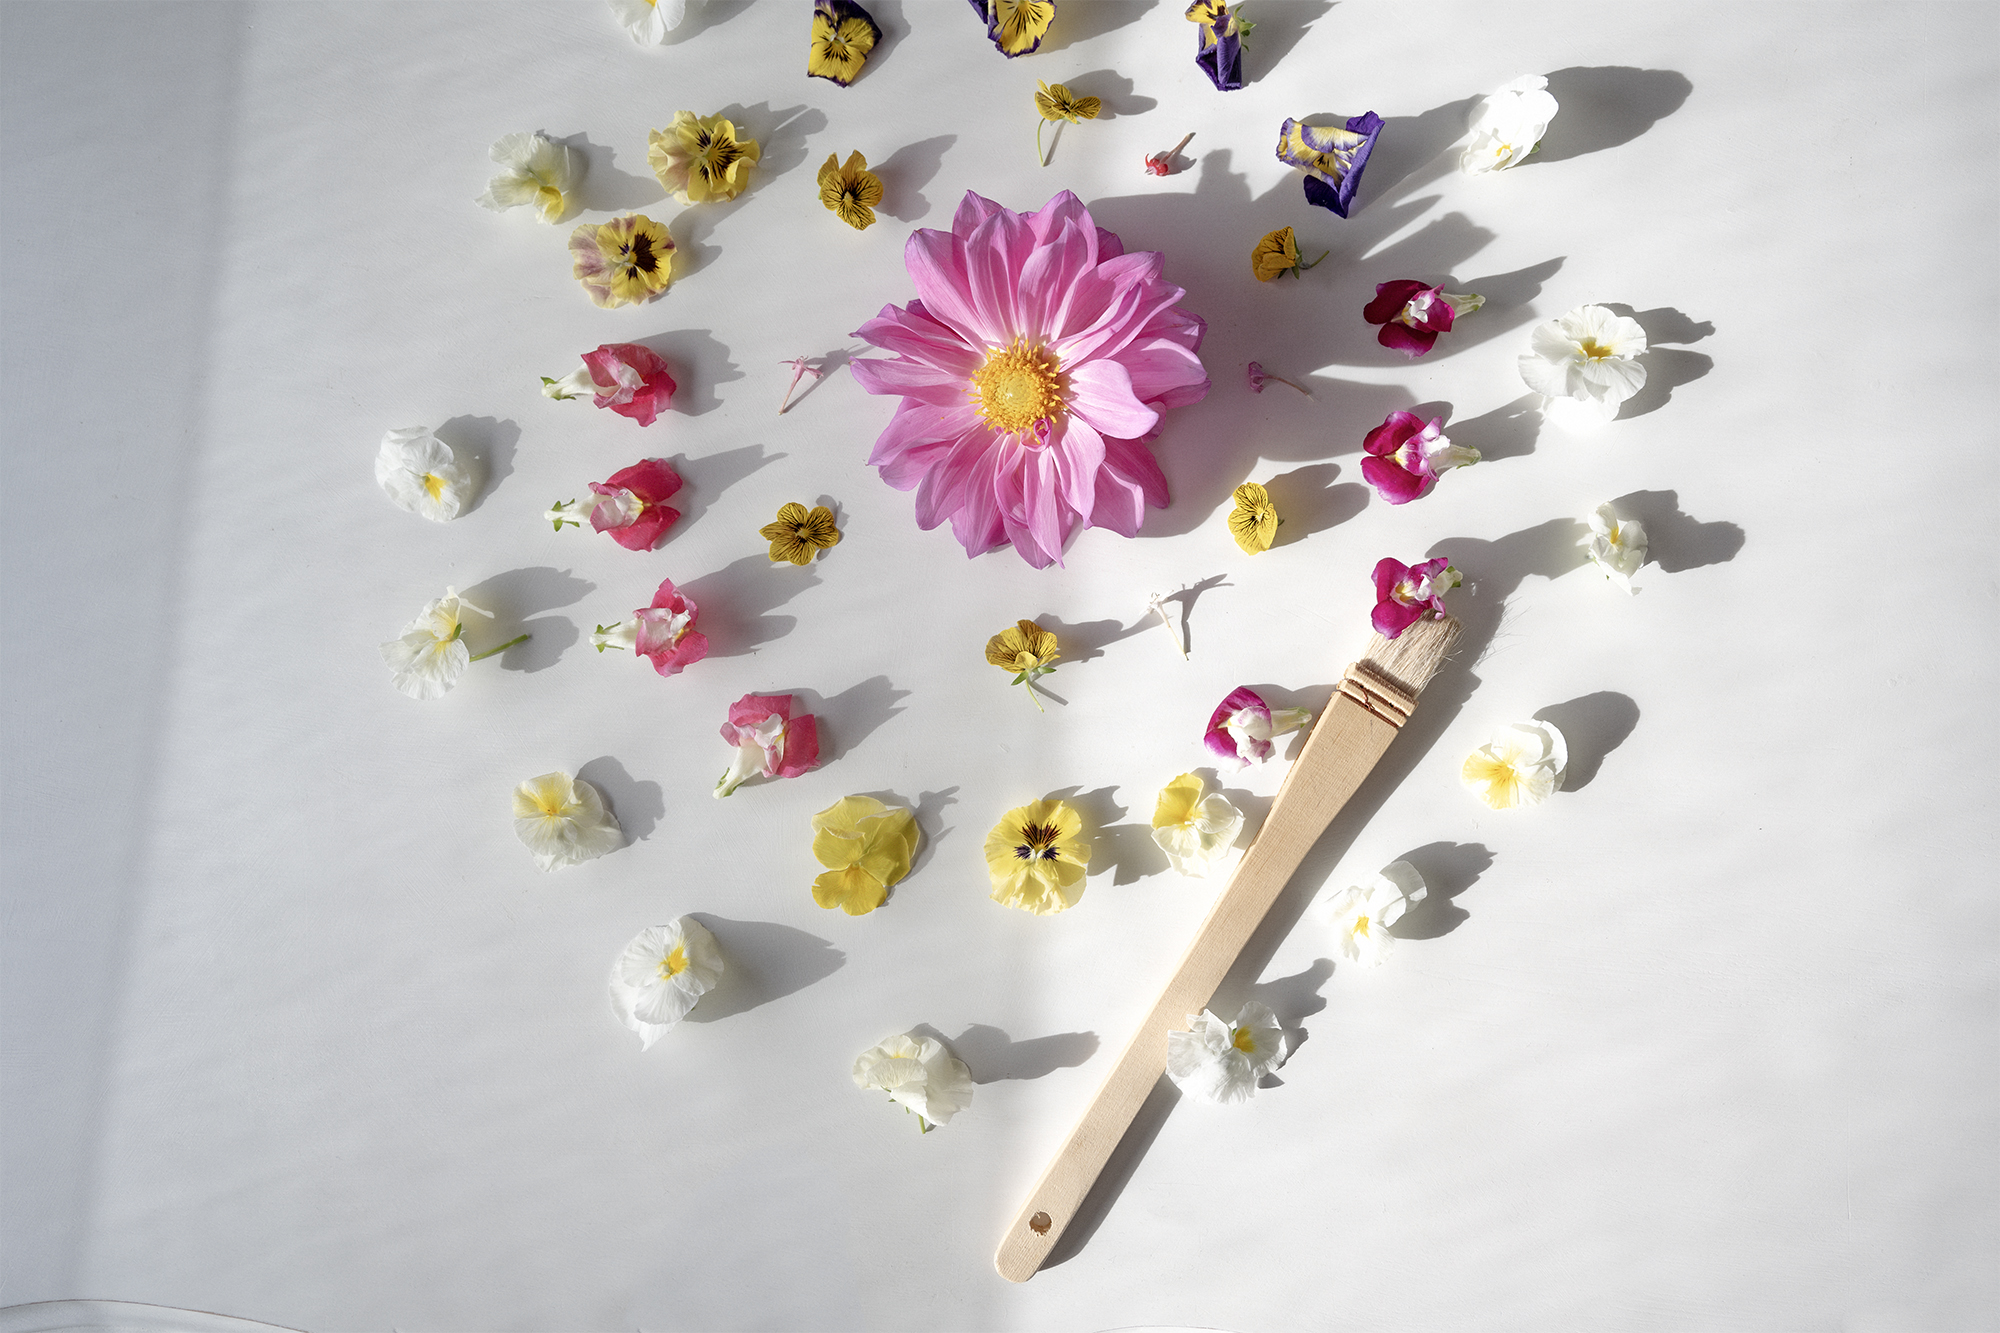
[692,132,745,184]
[1232,1026,1259,1054]
[536,184,563,212]
[620,231,662,277]
[422,472,446,501]
[972,339,1065,438]
[1577,338,1617,361]
[658,945,688,979]
[1352,914,1371,938]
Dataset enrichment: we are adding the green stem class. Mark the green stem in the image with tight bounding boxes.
[1296,249,1330,273]
[1037,120,1048,166]
[1022,678,1045,713]
[468,633,529,663]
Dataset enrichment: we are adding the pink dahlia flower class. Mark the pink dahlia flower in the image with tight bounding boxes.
[590,459,683,551]
[715,693,820,797]
[850,190,1210,568]
[635,577,708,677]
[1359,410,1479,505]
[582,343,677,425]
[1372,556,1461,638]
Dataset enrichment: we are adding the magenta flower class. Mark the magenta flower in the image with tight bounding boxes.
[543,344,677,425]
[634,577,709,677]
[1360,411,1479,505]
[592,459,684,550]
[1361,281,1485,358]
[1204,686,1314,770]
[715,693,821,797]
[850,190,1211,568]
[1372,556,1461,638]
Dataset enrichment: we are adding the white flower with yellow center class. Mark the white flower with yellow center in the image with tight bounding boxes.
[1150,773,1245,878]
[1461,74,1560,176]
[607,0,686,44]
[1518,305,1649,431]
[852,1030,975,1131]
[379,588,490,699]
[1582,502,1647,593]
[608,917,723,1049]
[1461,720,1568,811]
[475,131,583,224]
[374,426,473,523]
[1166,1002,1287,1104]
[511,771,623,871]
[1321,860,1428,967]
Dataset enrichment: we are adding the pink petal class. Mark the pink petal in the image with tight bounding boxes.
[1361,456,1430,504]
[1066,359,1161,440]
[911,429,999,530]
[648,577,692,613]
[610,505,677,549]
[963,210,1033,343]
[606,459,682,503]
[844,354,966,406]
[1013,218,1094,340]
[1050,416,1106,519]
[1099,434,1170,509]
[1376,322,1438,358]
[1372,599,1423,638]
[852,302,981,377]
[1026,191,1092,247]
[1363,412,1424,457]
[904,228,994,348]
[871,405,985,488]
[1373,557,1409,601]
[723,693,792,744]
[1110,337,1209,409]
[1363,280,1429,325]
[648,628,709,676]
[774,714,819,778]
[953,190,1006,240]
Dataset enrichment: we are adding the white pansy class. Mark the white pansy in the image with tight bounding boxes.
[851,1031,975,1131]
[475,131,583,224]
[380,588,491,699]
[1581,503,1647,593]
[591,617,639,653]
[1461,74,1560,175]
[511,771,624,871]
[1165,1002,1287,1104]
[374,426,473,522]
[1150,773,1245,878]
[607,0,687,44]
[1518,305,1649,431]
[1461,720,1568,811]
[607,917,724,1049]
[1321,860,1428,967]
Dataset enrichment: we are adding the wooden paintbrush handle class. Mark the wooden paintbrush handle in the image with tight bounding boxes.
[993,663,1419,1282]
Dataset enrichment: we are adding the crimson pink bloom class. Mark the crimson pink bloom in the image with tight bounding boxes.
[1361,281,1484,358]
[1360,411,1478,505]
[1372,556,1461,638]
[850,190,1211,568]
[582,343,677,425]
[589,459,683,550]
[1204,686,1313,769]
[634,577,708,677]
[715,693,820,797]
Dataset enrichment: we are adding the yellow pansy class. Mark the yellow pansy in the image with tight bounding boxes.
[818,151,884,230]
[1251,225,1326,282]
[1228,482,1279,554]
[567,214,674,309]
[809,795,919,915]
[648,111,761,205]
[760,502,842,565]
[984,798,1090,915]
[808,0,880,85]
[983,0,1056,57]
[985,618,1059,711]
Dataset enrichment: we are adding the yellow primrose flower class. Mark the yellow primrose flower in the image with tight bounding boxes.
[985,618,1059,711]
[984,797,1090,915]
[1151,772,1244,878]
[818,151,884,230]
[808,0,880,85]
[1228,482,1279,553]
[984,0,1057,56]
[568,214,674,309]
[809,795,919,915]
[648,111,761,205]
[1034,80,1099,166]
[1251,225,1327,282]
[760,501,842,565]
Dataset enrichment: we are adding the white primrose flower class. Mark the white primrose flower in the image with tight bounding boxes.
[1461,74,1560,176]
[475,131,583,224]
[851,1031,975,1131]
[607,0,687,44]
[1582,502,1647,593]
[607,917,724,1049]
[380,588,490,699]
[1461,720,1569,811]
[1165,1001,1287,1104]
[1321,860,1428,967]
[511,771,623,871]
[375,426,473,522]
[1518,305,1649,431]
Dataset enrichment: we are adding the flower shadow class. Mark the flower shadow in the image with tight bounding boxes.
[434,415,519,513]
[1609,489,1744,573]
[458,566,596,673]
[793,675,911,766]
[1158,574,1231,656]
[872,134,956,223]
[1241,0,1335,82]
[1445,393,1543,463]
[672,444,785,530]
[1533,692,1639,792]
[632,328,742,417]
[1428,516,1593,664]
[938,1023,1100,1084]
[1604,304,1714,420]
[855,0,911,79]
[1052,784,1163,887]
[1533,67,1694,165]
[1035,614,1145,665]
[659,0,753,46]
[577,755,665,843]
[562,133,665,214]
[683,916,845,1022]
[1039,0,1156,53]
[678,554,820,657]
[1262,464,1368,544]
[1391,840,1493,940]
[1246,956,1334,1070]
[857,785,958,884]
[1064,68,1156,120]
[1364,94,1481,203]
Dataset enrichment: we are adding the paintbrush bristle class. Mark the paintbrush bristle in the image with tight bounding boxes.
[1358,615,1461,699]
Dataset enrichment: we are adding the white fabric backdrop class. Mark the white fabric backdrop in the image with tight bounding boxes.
[4,2,1995,1329]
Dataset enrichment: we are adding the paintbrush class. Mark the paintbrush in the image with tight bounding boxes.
[994,613,1462,1282]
